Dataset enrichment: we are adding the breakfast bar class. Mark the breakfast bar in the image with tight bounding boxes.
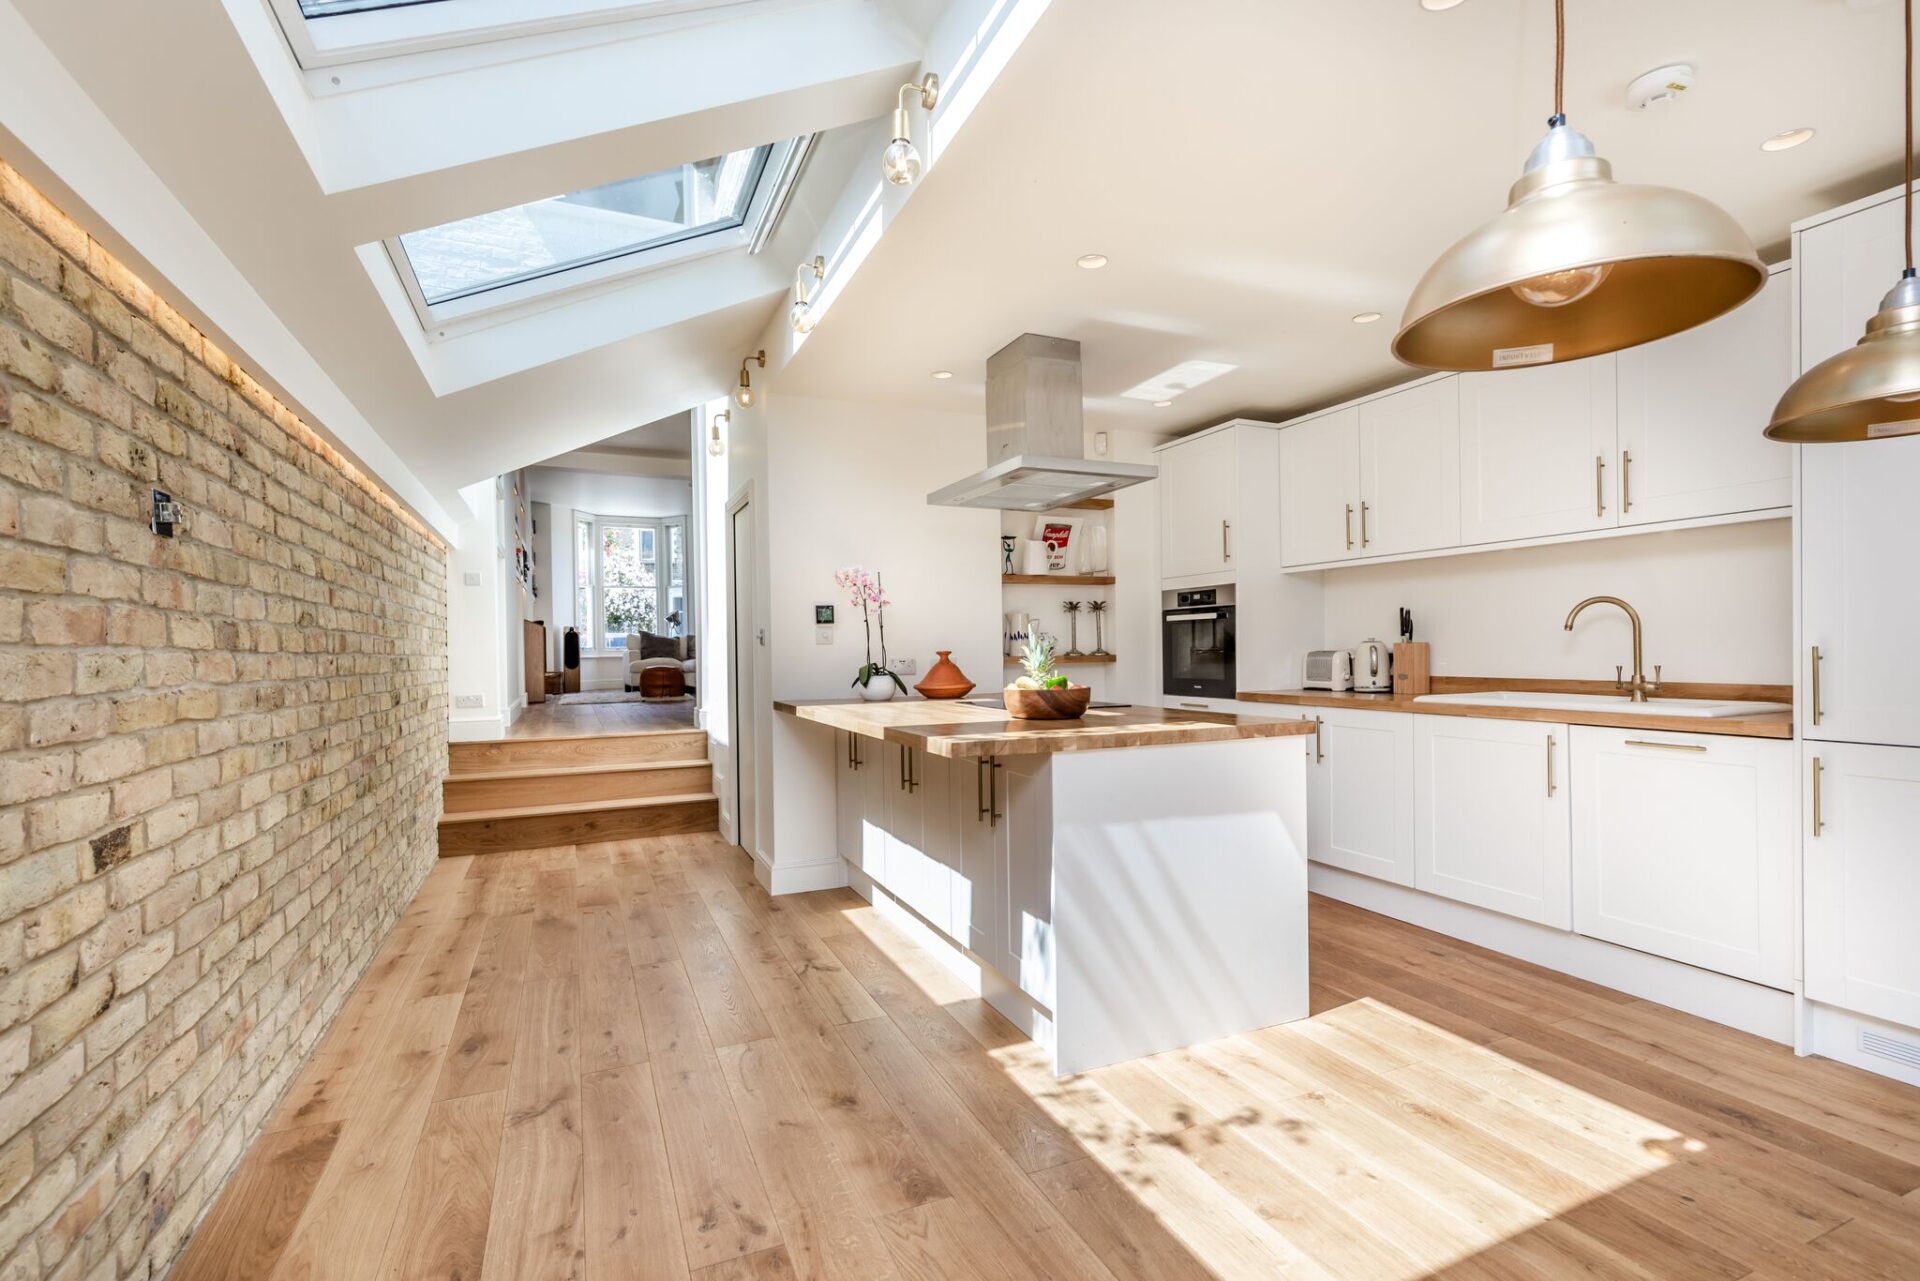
[776,700,1316,1074]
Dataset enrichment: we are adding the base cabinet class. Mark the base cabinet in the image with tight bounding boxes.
[1805,742,1920,1030]
[1570,728,1793,989]
[1413,716,1571,927]
[1304,709,1415,885]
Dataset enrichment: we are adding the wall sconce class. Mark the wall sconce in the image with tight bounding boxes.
[790,256,825,334]
[709,410,729,458]
[736,350,765,408]
[881,73,941,186]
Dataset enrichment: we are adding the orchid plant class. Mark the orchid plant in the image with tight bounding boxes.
[834,566,908,695]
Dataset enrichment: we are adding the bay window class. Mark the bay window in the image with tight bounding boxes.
[574,513,690,652]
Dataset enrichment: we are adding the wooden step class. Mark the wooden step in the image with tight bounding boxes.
[436,793,719,856]
[448,728,707,773]
[442,760,712,814]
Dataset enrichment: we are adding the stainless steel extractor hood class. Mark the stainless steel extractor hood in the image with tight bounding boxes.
[927,333,1156,511]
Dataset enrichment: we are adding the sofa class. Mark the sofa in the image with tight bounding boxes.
[625,631,696,694]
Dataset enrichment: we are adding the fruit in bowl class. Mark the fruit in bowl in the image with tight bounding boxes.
[1003,633,1091,720]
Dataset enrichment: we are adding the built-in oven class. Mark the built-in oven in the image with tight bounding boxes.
[1163,588,1236,699]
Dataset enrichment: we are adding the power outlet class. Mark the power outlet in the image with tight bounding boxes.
[453,694,484,709]
[894,657,916,675]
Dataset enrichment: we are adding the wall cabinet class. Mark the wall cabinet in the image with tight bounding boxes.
[1615,271,1793,527]
[1570,728,1794,989]
[1159,427,1242,579]
[1413,716,1571,927]
[1803,742,1920,1029]
[1359,378,1461,557]
[1458,356,1618,546]
[1302,708,1415,885]
[1279,409,1360,567]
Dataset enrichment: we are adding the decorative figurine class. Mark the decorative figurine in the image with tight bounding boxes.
[1062,600,1085,656]
[1088,600,1110,656]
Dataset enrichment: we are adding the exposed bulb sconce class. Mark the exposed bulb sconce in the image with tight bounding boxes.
[709,410,729,458]
[882,73,941,186]
[790,256,824,334]
[736,350,765,408]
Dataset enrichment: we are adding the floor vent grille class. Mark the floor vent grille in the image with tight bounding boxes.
[1859,1028,1920,1071]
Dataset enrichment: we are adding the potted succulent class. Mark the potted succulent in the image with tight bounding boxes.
[834,567,907,701]
[1003,631,1091,719]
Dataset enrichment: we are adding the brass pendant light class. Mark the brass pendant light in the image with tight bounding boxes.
[1767,0,1920,442]
[1394,0,1765,372]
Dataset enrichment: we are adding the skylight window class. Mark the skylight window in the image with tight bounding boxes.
[382,135,810,332]
[296,0,448,16]
[397,146,771,306]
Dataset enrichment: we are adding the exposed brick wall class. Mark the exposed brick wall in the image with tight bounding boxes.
[0,158,448,1278]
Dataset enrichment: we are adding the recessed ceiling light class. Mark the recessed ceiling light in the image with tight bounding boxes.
[1420,0,1467,10]
[1352,311,1384,324]
[931,370,953,379]
[1153,400,1173,408]
[1761,127,1816,153]
[1077,253,1109,270]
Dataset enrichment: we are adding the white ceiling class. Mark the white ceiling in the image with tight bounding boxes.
[4,0,1912,530]
[780,0,1916,438]
[590,411,695,457]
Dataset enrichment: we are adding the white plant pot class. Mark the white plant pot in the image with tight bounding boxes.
[857,673,897,702]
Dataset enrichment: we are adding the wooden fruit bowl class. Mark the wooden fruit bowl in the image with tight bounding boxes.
[1002,685,1092,720]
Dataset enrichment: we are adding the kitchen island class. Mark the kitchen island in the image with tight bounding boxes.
[776,700,1316,1074]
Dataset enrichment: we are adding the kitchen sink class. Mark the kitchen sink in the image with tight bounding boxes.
[1411,691,1790,718]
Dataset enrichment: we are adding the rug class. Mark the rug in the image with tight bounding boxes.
[549,689,693,706]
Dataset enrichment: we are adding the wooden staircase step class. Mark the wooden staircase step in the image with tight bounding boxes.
[445,758,709,783]
[442,762,713,813]
[449,729,707,772]
[436,792,718,856]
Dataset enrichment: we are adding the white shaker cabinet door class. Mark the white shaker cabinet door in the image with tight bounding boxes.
[1458,357,1617,545]
[999,757,1055,1009]
[886,751,952,937]
[1413,716,1572,928]
[1804,742,1920,1030]
[1359,380,1460,558]
[950,755,1005,961]
[1802,436,1920,748]
[1160,430,1239,579]
[1304,709,1416,885]
[1615,270,1793,526]
[1279,409,1361,567]
[1570,728,1794,989]
[835,731,866,869]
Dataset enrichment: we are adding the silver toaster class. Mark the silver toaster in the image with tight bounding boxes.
[1303,649,1354,691]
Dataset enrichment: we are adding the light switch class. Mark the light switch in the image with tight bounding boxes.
[816,626,833,645]
[462,571,482,587]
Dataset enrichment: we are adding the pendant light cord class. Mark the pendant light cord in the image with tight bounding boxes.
[1553,0,1565,121]
[1906,0,1914,272]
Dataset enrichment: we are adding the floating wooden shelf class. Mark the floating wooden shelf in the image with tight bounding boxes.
[1002,653,1117,665]
[1064,498,1114,510]
[1002,574,1115,586]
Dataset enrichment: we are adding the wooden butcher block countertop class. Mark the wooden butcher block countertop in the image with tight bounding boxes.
[774,699,1317,759]
[1240,677,1793,740]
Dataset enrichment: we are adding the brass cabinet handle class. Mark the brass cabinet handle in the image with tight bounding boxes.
[898,746,907,791]
[1811,756,1824,837]
[1621,450,1633,513]
[1344,504,1354,550]
[1360,501,1371,547]
[1624,740,1707,752]
[1594,455,1606,517]
[989,759,1002,828]
[1810,645,1823,727]
[1222,520,1232,562]
[1546,733,1556,797]
[975,758,988,822]
[1312,715,1323,764]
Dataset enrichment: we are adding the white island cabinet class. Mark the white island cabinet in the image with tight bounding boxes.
[780,701,1314,1075]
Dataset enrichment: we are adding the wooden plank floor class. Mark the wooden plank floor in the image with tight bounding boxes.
[173,834,1920,1281]
[507,697,698,739]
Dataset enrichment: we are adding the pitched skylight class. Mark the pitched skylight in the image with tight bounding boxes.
[398,147,770,306]
[296,0,447,16]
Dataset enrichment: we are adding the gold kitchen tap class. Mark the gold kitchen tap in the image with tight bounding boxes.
[1564,596,1662,703]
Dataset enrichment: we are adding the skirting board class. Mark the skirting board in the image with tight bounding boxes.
[449,713,508,742]
[753,854,847,896]
[844,863,1057,1057]
[1310,864,1795,1045]
[1801,1000,1920,1089]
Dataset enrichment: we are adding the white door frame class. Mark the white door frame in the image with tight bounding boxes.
[725,483,756,855]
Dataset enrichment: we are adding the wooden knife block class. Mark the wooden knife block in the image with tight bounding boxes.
[1392,642,1431,697]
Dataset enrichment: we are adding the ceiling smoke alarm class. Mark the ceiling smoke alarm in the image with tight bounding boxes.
[1626,63,1696,111]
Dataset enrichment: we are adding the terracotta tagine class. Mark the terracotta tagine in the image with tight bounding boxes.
[914,650,975,700]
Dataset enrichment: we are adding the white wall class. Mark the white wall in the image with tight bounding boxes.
[446,479,519,740]
[527,464,693,686]
[1316,519,1793,686]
